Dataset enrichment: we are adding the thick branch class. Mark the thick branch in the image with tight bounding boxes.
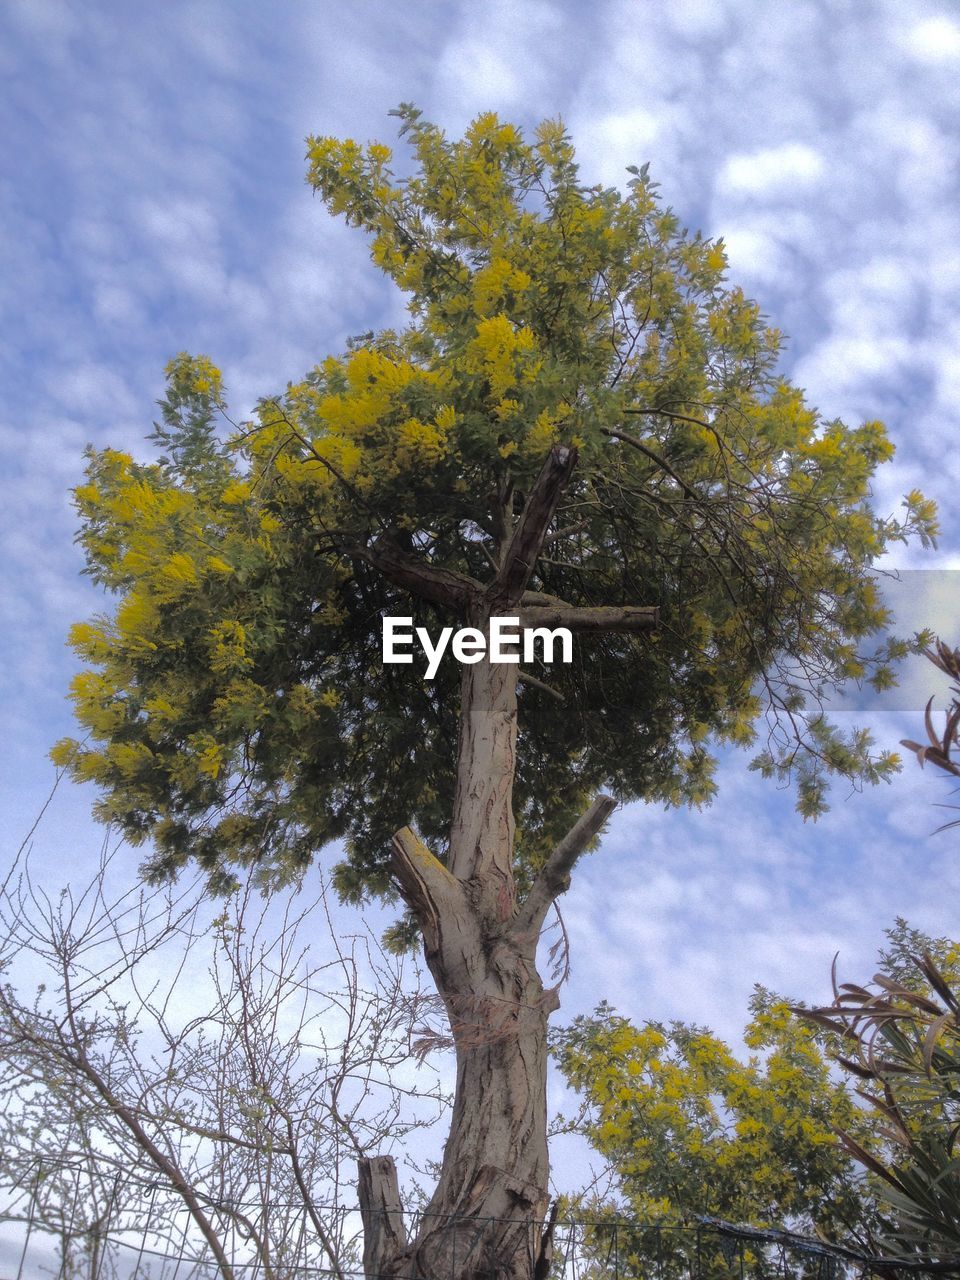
[358,537,480,611]
[520,589,571,607]
[286,1119,349,1280]
[488,445,578,601]
[358,1155,406,1280]
[390,826,472,959]
[514,795,618,938]
[518,604,659,632]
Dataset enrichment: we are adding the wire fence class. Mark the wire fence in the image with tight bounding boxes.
[1,1159,954,1280]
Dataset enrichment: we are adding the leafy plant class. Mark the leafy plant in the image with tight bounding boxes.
[799,937,960,1264]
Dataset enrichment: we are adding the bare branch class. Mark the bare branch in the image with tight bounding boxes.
[518,604,659,633]
[0,838,449,1280]
[518,671,565,702]
[390,827,470,958]
[514,795,618,938]
[357,536,480,611]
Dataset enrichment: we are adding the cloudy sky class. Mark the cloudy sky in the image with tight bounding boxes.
[4,0,960,1197]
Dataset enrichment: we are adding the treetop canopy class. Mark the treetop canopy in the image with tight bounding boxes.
[52,106,937,906]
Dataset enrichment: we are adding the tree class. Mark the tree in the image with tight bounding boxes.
[551,993,887,1275]
[801,924,960,1269]
[0,835,445,1280]
[51,106,937,1280]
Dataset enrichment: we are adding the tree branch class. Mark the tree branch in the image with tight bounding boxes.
[53,1012,239,1280]
[518,604,659,632]
[601,426,701,503]
[517,671,565,702]
[358,537,480,611]
[623,405,713,430]
[488,445,578,602]
[520,589,571,607]
[390,827,470,957]
[513,795,618,938]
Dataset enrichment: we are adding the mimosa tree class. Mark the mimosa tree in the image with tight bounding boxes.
[52,107,936,1280]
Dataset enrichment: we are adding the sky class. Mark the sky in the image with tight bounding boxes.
[3,0,960,1204]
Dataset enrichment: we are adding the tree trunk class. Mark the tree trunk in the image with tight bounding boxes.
[366,650,557,1280]
[358,449,619,1279]
[390,938,555,1280]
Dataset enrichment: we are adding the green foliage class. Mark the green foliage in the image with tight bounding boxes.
[556,923,960,1270]
[52,108,936,897]
[551,993,879,1246]
[802,924,960,1264]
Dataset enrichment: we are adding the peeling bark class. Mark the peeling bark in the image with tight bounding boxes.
[396,939,555,1280]
[372,647,600,1280]
[378,649,555,1280]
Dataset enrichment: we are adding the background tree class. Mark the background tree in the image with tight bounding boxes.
[551,993,887,1276]
[0,834,445,1280]
[50,107,937,1280]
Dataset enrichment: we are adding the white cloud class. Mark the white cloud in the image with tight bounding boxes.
[50,362,141,419]
[438,42,523,107]
[718,142,825,196]
[720,210,819,287]
[666,0,733,38]
[903,15,960,64]
[431,0,568,126]
[561,734,960,1044]
[92,282,146,329]
[929,318,960,410]
[4,3,960,1194]
[570,107,667,186]
[794,333,915,407]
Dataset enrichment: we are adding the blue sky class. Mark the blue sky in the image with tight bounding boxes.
[4,0,960,1195]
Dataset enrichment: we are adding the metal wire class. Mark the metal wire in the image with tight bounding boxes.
[1,1157,955,1280]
